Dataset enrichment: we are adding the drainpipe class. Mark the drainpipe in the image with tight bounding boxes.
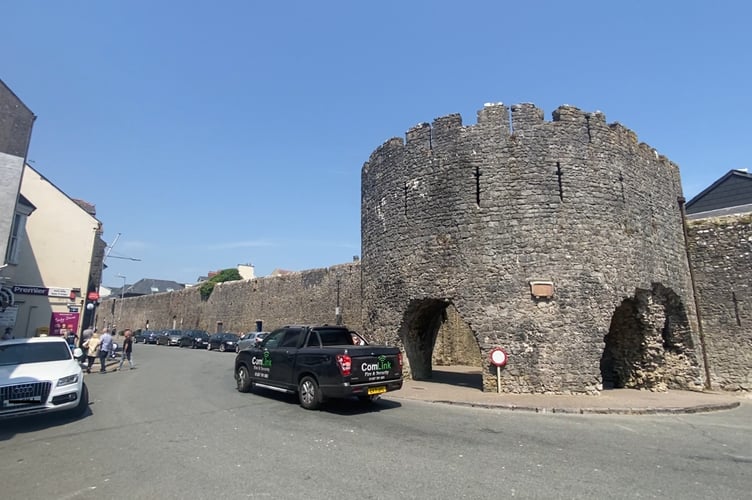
[678,196,712,390]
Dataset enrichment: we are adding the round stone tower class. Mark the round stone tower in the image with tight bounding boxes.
[361,103,704,394]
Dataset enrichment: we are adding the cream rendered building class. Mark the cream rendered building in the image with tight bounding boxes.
[238,263,255,280]
[12,163,104,338]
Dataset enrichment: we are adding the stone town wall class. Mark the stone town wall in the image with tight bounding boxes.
[688,214,752,390]
[361,103,701,394]
[101,263,362,336]
[99,103,752,394]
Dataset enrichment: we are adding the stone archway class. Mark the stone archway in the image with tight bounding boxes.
[600,283,699,391]
[398,299,482,388]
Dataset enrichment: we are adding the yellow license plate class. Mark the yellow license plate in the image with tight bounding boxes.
[367,386,387,395]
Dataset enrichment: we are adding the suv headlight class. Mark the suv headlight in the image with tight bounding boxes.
[58,374,80,387]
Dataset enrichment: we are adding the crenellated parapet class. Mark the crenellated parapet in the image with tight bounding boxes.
[365,103,678,181]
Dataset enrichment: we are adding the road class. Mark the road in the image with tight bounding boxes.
[1,343,750,499]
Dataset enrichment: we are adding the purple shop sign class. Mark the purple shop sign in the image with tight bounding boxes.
[50,311,80,337]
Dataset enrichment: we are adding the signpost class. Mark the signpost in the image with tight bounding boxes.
[489,347,508,394]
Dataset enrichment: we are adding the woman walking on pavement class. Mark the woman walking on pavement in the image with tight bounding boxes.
[83,331,101,374]
[118,329,135,370]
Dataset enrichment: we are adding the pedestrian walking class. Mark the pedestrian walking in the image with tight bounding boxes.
[65,328,78,349]
[99,328,113,373]
[83,332,101,374]
[118,329,135,370]
[82,326,93,343]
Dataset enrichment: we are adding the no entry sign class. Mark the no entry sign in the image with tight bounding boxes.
[489,347,508,367]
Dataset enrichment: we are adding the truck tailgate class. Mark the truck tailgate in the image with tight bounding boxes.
[349,349,402,384]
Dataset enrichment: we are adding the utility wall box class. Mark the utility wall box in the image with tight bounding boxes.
[529,280,554,299]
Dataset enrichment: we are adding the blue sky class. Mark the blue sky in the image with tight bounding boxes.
[3,1,750,288]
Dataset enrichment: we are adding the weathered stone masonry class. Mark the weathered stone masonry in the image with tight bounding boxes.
[361,103,703,394]
[105,102,750,394]
[688,215,752,390]
[105,263,363,337]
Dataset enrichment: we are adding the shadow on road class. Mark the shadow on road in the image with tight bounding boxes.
[417,366,484,390]
[0,405,92,441]
[249,387,402,415]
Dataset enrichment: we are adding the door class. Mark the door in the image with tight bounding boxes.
[264,327,304,390]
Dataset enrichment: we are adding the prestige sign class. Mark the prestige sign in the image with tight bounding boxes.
[12,285,72,298]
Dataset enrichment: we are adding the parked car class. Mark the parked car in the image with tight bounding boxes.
[236,332,268,352]
[135,330,159,344]
[185,330,210,349]
[157,330,183,346]
[207,333,240,352]
[176,330,194,347]
[177,329,207,348]
[0,336,89,420]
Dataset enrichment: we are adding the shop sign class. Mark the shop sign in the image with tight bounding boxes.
[11,285,72,298]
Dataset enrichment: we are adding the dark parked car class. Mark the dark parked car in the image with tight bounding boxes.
[179,330,209,348]
[154,330,169,344]
[135,330,159,344]
[192,330,211,349]
[207,333,240,352]
[157,330,183,346]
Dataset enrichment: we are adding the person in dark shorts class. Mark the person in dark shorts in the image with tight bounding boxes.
[118,329,135,370]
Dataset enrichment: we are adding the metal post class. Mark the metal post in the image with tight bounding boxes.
[117,274,126,330]
[335,274,342,325]
[678,196,712,390]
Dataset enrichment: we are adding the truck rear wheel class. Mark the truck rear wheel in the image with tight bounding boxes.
[298,376,322,410]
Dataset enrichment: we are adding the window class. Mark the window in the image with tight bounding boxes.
[281,329,303,348]
[0,342,72,366]
[319,328,354,346]
[5,213,26,265]
[306,331,321,348]
[262,329,285,349]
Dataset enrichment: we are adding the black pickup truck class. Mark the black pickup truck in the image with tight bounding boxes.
[234,325,403,410]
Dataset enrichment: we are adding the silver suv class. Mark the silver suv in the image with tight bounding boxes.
[236,332,268,352]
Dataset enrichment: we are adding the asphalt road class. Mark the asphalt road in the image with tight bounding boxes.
[1,343,750,500]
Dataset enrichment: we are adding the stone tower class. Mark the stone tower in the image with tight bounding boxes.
[361,103,704,394]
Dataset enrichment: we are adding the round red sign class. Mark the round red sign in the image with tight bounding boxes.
[489,347,508,367]
[87,291,99,301]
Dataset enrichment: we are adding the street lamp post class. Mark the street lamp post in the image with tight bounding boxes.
[116,274,126,331]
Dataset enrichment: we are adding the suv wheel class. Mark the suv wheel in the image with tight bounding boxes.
[67,383,89,418]
[299,376,322,410]
[236,365,253,393]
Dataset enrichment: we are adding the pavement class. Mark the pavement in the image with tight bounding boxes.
[92,355,745,415]
[387,365,746,415]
